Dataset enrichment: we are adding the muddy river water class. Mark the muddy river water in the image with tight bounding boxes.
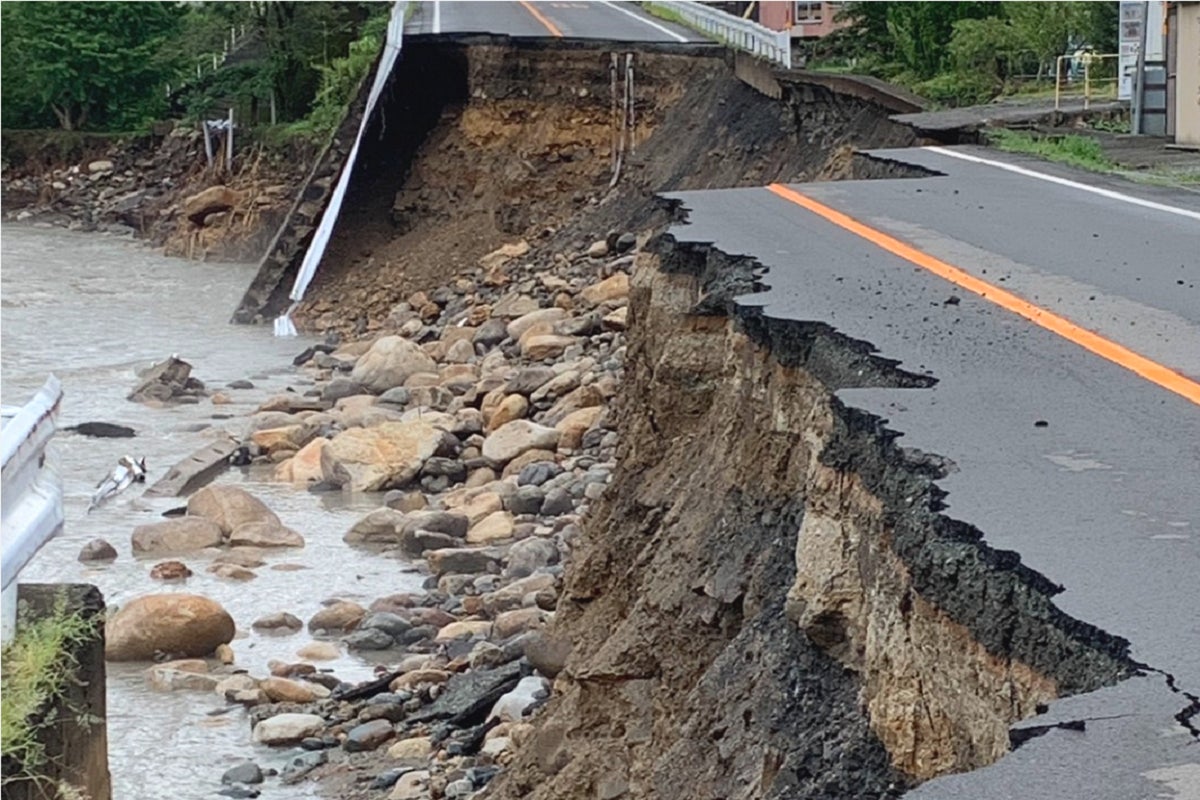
[2,225,424,798]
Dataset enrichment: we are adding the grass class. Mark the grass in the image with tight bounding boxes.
[988,129,1200,190]
[641,3,693,32]
[987,129,1116,173]
[1120,167,1200,188]
[1,597,95,784]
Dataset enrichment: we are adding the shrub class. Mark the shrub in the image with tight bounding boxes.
[1,597,95,784]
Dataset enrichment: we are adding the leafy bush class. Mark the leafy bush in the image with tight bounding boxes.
[913,72,999,107]
[1,598,95,782]
[303,11,388,137]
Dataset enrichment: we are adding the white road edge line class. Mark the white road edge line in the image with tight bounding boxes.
[925,145,1200,222]
[597,0,689,42]
[432,0,441,34]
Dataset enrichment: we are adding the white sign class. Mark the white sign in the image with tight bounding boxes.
[1118,1,1144,101]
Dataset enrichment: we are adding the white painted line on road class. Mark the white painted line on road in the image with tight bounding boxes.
[925,146,1200,222]
[433,0,441,34]
[597,0,689,42]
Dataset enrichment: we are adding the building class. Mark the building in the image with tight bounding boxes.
[1167,1,1200,146]
[755,2,850,40]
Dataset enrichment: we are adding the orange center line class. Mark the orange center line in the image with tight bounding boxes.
[765,182,1200,408]
[520,1,564,37]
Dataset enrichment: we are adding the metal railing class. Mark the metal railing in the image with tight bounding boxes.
[645,1,792,69]
[167,24,253,95]
[1054,53,1121,111]
[1,376,65,644]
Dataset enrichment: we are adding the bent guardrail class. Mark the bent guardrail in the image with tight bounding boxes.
[1,375,65,644]
[646,1,791,68]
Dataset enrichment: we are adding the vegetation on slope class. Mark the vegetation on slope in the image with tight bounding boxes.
[0,597,95,785]
[808,2,1119,107]
[1,1,387,140]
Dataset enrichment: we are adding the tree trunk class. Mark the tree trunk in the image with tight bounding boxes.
[51,103,74,131]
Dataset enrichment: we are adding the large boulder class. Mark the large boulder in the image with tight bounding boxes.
[128,356,205,404]
[344,508,408,545]
[466,511,515,544]
[485,394,529,433]
[187,485,280,535]
[229,521,304,548]
[321,420,443,492]
[250,424,317,455]
[506,308,567,342]
[350,336,438,394]
[106,594,235,661]
[131,518,223,555]
[183,185,242,226]
[482,421,560,464]
[554,406,606,451]
[520,334,576,361]
[308,601,366,633]
[345,508,469,556]
[260,677,329,703]
[252,713,324,746]
[580,272,630,306]
[275,436,328,484]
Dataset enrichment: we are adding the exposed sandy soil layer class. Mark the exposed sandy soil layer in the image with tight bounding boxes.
[291,40,919,337]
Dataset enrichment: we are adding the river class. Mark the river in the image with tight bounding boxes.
[1,225,424,798]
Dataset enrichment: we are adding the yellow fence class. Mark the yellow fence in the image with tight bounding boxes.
[1054,53,1121,111]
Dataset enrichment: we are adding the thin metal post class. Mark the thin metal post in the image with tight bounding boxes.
[610,53,619,175]
[226,108,235,173]
[202,122,214,167]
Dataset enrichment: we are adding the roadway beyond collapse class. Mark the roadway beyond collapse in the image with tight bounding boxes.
[663,145,1199,799]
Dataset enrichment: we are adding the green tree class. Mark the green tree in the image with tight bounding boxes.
[0,2,183,131]
[1081,2,1120,53]
[949,17,1023,84]
[885,1,1001,80]
[253,2,380,122]
[1003,2,1092,80]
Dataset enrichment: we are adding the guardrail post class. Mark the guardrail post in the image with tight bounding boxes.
[1,376,65,644]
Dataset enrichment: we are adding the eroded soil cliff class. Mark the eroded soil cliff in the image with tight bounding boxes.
[481,235,1133,799]
[282,39,920,336]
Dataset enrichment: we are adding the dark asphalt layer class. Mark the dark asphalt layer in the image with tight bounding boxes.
[664,146,1199,799]
[405,0,701,42]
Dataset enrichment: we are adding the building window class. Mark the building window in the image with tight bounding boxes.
[795,2,823,24]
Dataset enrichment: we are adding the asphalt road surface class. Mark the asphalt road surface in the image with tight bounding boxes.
[665,146,1200,800]
[406,0,703,41]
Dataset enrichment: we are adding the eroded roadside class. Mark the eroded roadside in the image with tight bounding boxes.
[5,33,1175,800]
[213,40,1162,800]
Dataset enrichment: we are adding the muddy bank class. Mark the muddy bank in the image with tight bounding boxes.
[1,125,312,263]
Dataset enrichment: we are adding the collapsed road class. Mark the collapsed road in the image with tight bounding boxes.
[223,4,1197,798]
[405,0,704,41]
[652,147,1200,799]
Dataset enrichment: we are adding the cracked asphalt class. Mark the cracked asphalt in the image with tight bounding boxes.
[665,145,1200,799]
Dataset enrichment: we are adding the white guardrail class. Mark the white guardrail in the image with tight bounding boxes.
[1,375,65,644]
[646,1,792,69]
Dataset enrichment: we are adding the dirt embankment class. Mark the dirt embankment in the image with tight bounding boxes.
[260,39,1137,799]
[481,231,1133,800]
[290,40,920,337]
[1,125,312,263]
